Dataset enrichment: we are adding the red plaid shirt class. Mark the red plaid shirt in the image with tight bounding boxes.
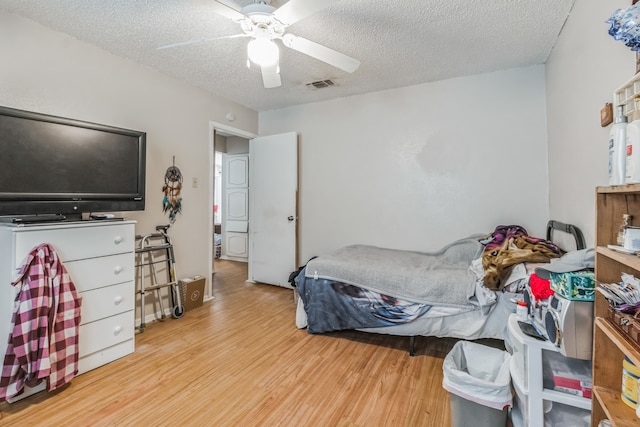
[0,243,82,401]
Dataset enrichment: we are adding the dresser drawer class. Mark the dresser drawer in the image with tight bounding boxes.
[79,310,134,357]
[80,282,134,325]
[64,252,134,292]
[13,223,135,268]
[78,340,134,375]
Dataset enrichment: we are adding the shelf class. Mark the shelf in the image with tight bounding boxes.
[614,75,640,120]
[507,314,556,351]
[596,183,640,194]
[598,246,640,264]
[596,247,640,272]
[595,317,640,367]
[594,184,640,427]
[593,386,638,427]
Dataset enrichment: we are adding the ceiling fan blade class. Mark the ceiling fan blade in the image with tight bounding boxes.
[282,34,360,73]
[208,0,246,21]
[157,33,248,50]
[273,0,342,26]
[260,63,281,89]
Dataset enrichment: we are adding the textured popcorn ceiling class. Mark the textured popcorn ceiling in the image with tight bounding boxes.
[0,0,575,112]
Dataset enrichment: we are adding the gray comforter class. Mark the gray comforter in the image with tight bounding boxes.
[304,237,484,308]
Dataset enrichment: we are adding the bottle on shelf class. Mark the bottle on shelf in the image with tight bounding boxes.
[611,105,628,185]
[627,103,640,183]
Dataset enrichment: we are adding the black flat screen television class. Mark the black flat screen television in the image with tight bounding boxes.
[0,106,146,221]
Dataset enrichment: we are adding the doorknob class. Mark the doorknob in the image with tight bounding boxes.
[287,216,295,222]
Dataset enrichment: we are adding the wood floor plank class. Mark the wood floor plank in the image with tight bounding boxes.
[0,259,485,426]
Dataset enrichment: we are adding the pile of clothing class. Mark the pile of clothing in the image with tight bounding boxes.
[480,225,563,291]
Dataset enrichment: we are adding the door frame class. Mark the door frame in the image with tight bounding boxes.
[208,121,257,298]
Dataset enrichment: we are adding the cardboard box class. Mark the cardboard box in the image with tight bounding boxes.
[179,276,206,311]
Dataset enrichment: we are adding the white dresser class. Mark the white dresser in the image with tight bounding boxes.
[0,220,136,400]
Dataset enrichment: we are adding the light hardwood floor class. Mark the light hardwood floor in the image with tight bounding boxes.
[0,259,492,426]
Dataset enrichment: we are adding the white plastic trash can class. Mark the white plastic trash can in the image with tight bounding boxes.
[442,340,513,427]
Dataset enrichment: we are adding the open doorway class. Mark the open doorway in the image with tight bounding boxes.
[214,134,250,262]
[213,151,222,260]
[210,123,257,298]
[209,124,298,295]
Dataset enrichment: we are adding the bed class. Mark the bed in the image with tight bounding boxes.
[293,222,584,354]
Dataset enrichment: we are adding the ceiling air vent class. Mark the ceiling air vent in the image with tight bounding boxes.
[306,79,335,89]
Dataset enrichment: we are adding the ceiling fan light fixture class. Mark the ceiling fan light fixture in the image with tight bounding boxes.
[247,38,279,67]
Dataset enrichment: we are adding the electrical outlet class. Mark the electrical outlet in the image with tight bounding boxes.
[192,177,198,188]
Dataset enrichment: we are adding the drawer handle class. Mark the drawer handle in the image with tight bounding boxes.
[114,296,123,305]
[114,236,123,245]
[114,265,123,274]
[114,326,123,335]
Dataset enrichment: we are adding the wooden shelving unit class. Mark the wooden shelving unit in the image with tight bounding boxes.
[592,184,640,426]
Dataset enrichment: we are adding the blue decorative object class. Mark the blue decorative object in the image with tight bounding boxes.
[607,4,640,52]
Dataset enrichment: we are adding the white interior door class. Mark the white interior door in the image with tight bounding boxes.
[222,154,249,260]
[249,132,298,287]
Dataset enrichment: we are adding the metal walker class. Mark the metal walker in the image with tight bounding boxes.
[135,224,184,332]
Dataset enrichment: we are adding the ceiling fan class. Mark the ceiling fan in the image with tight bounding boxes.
[159,0,360,88]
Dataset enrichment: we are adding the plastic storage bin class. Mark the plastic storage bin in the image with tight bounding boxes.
[542,349,592,398]
[544,401,590,426]
[549,271,595,301]
[512,392,590,427]
[442,341,512,427]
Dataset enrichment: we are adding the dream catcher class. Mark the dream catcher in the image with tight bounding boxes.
[162,157,183,223]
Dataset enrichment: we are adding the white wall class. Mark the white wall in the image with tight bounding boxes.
[226,136,250,154]
[6,0,627,287]
[546,0,635,246]
[260,66,550,263]
[0,13,258,290]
